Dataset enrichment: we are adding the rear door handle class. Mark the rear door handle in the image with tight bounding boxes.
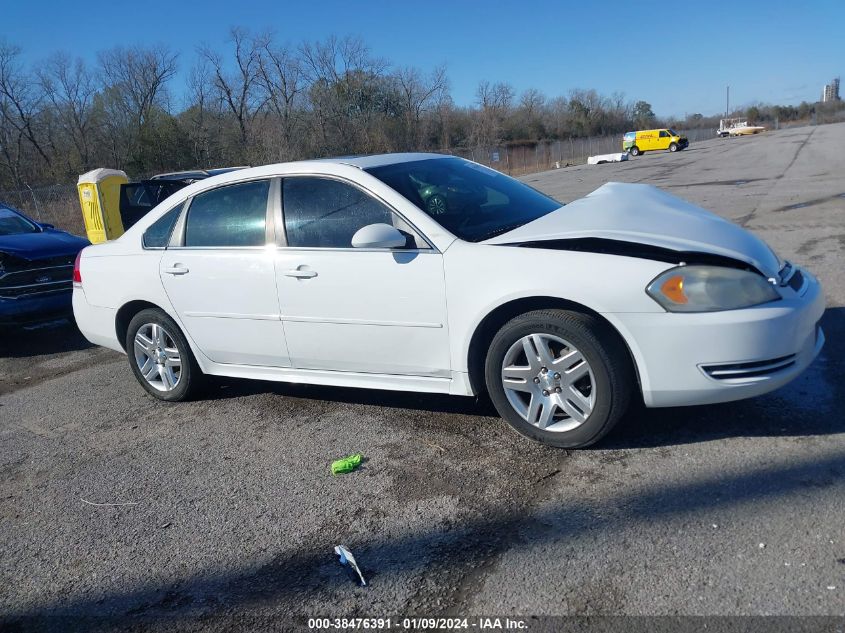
[284,269,318,279]
[163,264,189,275]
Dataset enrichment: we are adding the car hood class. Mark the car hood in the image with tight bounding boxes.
[484,182,781,276]
[0,229,89,261]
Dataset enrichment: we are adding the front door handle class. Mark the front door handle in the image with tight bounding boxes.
[163,264,189,275]
[284,269,318,279]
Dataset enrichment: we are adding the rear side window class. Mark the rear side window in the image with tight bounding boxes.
[143,203,183,248]
[184,180,270,247]
[283,177,395,248]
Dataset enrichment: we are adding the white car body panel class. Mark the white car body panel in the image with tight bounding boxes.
[274,249,450,376]
[72,154,825,411]
[442,241,670,377]
[159,248,289,367]
[485,183,782,277]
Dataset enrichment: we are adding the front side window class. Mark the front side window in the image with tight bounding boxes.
[283,177,418,248]
[143,203,183,248]
[184,180,269,247]
[659,130,669,138]
[366,157,561,242]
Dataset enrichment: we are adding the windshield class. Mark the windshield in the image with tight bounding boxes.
[366,157,562,242]
[668,129,679,136]
[0,206,39,236]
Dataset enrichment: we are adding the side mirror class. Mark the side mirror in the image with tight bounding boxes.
[351,223,407,249]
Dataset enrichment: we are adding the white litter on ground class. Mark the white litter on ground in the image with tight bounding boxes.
[587,152,629,165]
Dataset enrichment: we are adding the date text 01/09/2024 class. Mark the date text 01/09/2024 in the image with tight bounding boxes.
[307,617,528,630]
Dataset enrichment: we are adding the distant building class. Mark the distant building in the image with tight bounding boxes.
[822,77,840,102]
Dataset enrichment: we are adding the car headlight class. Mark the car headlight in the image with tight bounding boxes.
[646,265,781,312]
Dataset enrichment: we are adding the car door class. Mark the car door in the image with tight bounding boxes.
[658,129,671,150]
[273,175,450,377]
[159,178,291,367]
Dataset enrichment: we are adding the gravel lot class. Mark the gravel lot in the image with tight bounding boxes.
[2,124,844,631]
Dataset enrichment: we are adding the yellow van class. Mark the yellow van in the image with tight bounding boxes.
[623,129,689,156]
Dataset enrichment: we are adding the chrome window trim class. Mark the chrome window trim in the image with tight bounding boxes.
[168,177,274,250]
[274,246,438,254]
[163,246,268,251]
[277,173,437,253]
[167,197,191,248]
[268,177,283,246]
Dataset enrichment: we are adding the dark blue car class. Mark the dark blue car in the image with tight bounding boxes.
[0,204,89,325]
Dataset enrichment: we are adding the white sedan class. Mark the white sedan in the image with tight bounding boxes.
[72,154,825,448]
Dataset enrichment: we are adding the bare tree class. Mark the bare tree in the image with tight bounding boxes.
[299,35,389,154]
[256,35,305,158]
[98,45,178,131]
[0,40,52,182]
[183,58,216,166]
[395,64,448,150]
[37,52,97,170]
[473,80,514,146]
[514,88,547,139]
[199,28,265,148]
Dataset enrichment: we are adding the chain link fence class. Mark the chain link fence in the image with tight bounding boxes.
[445,128,716,176]
[1,121,832,236]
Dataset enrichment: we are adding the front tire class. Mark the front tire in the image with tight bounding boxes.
[484,310,633,448]
[669,142,678,152]
[628,146,640,156]
[126,308,203,402]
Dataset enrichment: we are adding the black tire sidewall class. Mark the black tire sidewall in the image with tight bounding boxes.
[484,311,630,448]
[630,146,640,156]
[669,143,678,152]
[125,308,198,402]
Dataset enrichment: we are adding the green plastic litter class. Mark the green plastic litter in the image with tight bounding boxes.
[331,453,363,475]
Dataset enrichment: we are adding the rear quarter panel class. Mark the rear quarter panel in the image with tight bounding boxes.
[81,248,170,313]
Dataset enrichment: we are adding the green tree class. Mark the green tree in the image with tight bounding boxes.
[632,100,655,127]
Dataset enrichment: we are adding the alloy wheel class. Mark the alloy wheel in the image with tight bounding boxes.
[500,333,595,432]
[133,323,182,392]
[427,195,447,215]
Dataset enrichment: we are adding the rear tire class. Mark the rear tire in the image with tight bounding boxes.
[629,146,640,156]
[484,310,633,448]
[125,308,203,402]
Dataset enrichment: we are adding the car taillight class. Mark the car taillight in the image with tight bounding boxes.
[73,251,82,284]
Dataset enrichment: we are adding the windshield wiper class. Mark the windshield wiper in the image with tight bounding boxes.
[476,222,527,242]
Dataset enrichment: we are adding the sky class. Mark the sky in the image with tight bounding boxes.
[1,0,843,118]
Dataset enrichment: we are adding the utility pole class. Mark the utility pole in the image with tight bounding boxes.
[726,85,730,117]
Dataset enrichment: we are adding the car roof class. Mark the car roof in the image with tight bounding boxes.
[317,152,451,169]
[148,153,458,206]
[150,166,250,181]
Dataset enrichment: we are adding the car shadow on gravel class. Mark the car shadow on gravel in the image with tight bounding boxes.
[4,448,843,629]
[206,377,501,417]
[202,308,843,450]
[0,318,93,358]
